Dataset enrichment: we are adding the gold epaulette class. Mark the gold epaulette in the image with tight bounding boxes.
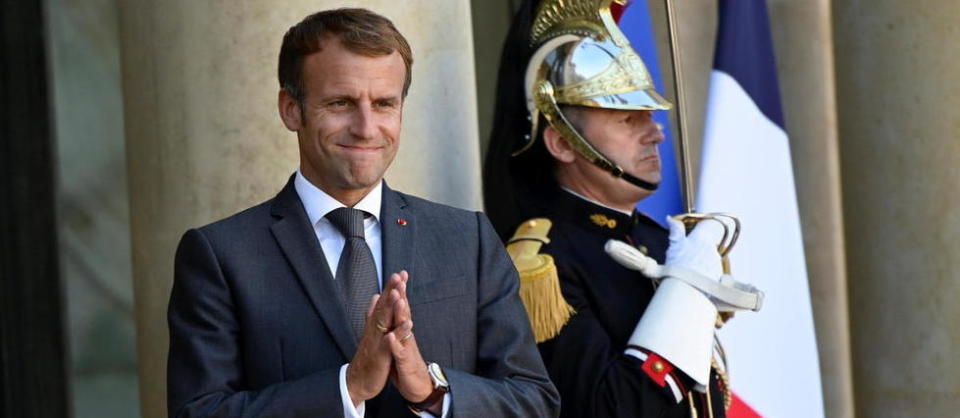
[506,218,575,343]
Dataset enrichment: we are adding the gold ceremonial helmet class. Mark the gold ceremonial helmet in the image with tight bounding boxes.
[520,0,673,190]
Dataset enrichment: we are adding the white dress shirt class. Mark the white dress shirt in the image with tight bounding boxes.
[294,171,450,418]
[295,170,384,287]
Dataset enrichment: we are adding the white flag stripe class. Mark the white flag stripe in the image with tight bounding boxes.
[698,70,825,417]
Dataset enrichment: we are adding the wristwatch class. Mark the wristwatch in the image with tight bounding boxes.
[407,362,450,415]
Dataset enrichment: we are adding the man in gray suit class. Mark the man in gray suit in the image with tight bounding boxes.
[166,8,559,418]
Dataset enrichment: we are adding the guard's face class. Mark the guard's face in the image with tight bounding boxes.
[287,38,404,198]
[571,107,664,198]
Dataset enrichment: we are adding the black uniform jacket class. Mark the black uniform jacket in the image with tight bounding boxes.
[534,190,726,418]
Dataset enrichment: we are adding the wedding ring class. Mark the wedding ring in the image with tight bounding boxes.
[400,333,413,342]
[375,321,389,333]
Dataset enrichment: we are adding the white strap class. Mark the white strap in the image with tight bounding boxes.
[659,266,764,312]
[605,239,763,312]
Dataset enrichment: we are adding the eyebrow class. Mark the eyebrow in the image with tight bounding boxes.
[319,93,400,103]
[373,95,401,103]
[320,94,356,102]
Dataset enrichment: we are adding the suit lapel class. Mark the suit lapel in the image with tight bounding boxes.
[270,176,357,358]
[380,184,418,297]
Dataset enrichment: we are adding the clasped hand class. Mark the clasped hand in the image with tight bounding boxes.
[606,215,764,313]
[345,271,436,408]
[664,216,725,279]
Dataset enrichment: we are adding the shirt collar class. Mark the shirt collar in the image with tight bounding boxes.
[294,170,383,226]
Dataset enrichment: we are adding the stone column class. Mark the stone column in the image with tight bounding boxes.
[767,1,854,417]
[833,0,960,416]
[118,2,480,416]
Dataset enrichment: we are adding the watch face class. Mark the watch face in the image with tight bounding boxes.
[429,362,449,387]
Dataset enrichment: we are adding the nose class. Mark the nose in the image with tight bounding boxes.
[648,122,665,144]
[638,111,664,144]
[349,103,378,140]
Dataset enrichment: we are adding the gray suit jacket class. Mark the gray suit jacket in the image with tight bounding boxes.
[167,176,559,417]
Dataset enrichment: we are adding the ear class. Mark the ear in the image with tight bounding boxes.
[278,89,302,132]
[543,125,577,164]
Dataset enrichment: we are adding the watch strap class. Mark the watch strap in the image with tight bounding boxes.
[407,386,446,414]
[407,363,449,415]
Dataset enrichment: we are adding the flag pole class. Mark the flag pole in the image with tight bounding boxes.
[664,0,695,214]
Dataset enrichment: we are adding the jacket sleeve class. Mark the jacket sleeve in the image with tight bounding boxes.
[443,213,560,418]
[167,228,344,418]
[537,261,694,417]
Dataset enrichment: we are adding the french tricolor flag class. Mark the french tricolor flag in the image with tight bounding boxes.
[697,1,825,417]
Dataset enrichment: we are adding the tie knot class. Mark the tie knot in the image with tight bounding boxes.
[326,207,368,239]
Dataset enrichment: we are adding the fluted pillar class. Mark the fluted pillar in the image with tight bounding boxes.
[833,0,960,416]
[118,2,480,416]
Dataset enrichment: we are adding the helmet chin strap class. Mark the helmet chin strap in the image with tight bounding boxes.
[589,150,661,192]
[617,169,660,192]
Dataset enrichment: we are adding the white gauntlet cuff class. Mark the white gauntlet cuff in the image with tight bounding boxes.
[628,278,717,389]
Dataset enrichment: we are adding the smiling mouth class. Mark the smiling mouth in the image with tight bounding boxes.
[337,144,383,152]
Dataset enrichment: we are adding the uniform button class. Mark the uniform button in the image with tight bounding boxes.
[652,361,665,373]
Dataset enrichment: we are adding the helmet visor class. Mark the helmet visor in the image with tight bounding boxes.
[565,86,672,111]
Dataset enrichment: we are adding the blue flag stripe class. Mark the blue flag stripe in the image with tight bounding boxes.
[621,1,683,223]
[714,0,785,129]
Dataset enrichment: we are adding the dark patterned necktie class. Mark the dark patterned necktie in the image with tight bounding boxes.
[326,207,379,341]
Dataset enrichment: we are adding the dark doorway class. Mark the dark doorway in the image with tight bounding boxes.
[1,1,71,417]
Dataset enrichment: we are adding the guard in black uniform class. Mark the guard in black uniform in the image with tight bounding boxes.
[517,190,729,417]
[483,1,763,416]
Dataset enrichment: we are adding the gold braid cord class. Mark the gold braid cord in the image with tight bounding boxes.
[685,360,732,417]
[713,358,732,411]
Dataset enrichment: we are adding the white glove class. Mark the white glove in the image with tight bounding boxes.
[664,216,724,280]
[608,217,723,390]
[605,216,763,312]
[608,215,763,390]
[603,216,723,280]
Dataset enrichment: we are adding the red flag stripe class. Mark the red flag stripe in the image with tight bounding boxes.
[727,392,762,418]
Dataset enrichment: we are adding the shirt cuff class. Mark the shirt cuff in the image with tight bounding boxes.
[339,364,365,417]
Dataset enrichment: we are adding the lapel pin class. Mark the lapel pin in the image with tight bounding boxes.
[397,218,408,226]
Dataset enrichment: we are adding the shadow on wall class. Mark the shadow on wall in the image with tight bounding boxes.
[46,0,141,416]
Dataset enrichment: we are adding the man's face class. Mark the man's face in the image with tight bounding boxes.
[564,107,665,204]
[285,38,405,199]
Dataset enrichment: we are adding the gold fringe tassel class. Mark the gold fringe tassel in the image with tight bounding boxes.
[518,254,575,343]
[506,218,574,343]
